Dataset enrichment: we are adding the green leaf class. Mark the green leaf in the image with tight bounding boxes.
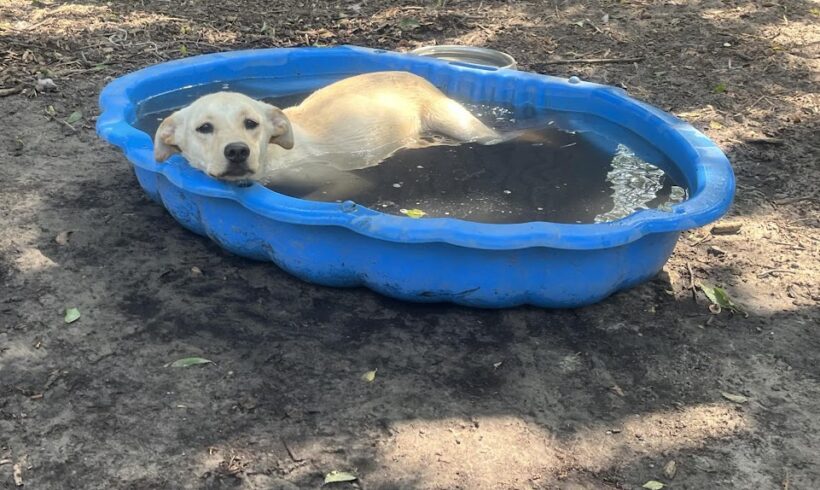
[643,481,665,490]
[714,82,727,93]
[698,282,747,316]
[324,470,357,484]
[400,208,427,219]
[398,17,420,30]
[169,357,213,368]
[180,44,188,56]
[362,369,377,383]
[721,391,749,404]
[64,307,81,324]
[66,111,83,125]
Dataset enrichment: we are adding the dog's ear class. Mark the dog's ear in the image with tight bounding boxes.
[154,112,182,162]
[263,105,294,150]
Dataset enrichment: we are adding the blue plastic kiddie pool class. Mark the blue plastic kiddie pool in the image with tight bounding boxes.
[97,46,734,308]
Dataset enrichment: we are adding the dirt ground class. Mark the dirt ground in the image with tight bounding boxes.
[1,0,819,488]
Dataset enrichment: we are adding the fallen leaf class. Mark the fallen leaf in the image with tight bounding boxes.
[572,20,585,27]
[610,384,625,397]
[46,105,56,116]
[698,283,747,317]
[64,307,81,324]
[169,357,214,368]
[66,111,82,125]
[663,460,677,480]
[709,120,723,130]
[55,230,72,245]
[362,369,377,383]
[721,391,749,404]
[714,82,727,93]
[324,470,357,484]
[400,208,427,218]
[643,481,665,490]
[493,361,503,369]
[180,44,188,56]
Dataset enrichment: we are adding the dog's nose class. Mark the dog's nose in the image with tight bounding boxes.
[224,142,250,164]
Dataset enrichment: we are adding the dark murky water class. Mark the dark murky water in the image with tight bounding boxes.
[134,79,687,224]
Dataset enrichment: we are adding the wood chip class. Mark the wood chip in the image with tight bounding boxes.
[13,462,23,486]
[707,246,727,256]
[55,231,72,245]
[711,223,742,235]
[663,459,678,479]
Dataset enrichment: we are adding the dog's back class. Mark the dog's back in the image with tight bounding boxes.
[283,71,499,165]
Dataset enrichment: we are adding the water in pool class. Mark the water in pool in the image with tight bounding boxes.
[134,80,688,224]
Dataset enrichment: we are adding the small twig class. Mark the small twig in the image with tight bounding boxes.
[757,269,797,278]
[52,65,109,77]
[46,115,78,132]
[0,86,24,97]
[584,18,603,33]
[743,137,785,146]
[771,241,805,250]
[776,195,818,206]
[745,94,766,111]
[7,18,51,31]
[282,440,303,462]
[691,234,713,246]
[788,217,819,226]
[540,57,644,65]
[686,262,697,300]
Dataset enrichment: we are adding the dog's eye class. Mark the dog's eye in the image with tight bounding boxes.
[196,123,214,134]
[244,119,259,130]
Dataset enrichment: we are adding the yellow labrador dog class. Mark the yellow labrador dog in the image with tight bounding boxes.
[153,71,502,183]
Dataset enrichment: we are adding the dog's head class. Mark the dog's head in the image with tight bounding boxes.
[153,92,293,181]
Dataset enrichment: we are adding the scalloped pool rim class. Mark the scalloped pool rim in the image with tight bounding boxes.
[97,45,735,252]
